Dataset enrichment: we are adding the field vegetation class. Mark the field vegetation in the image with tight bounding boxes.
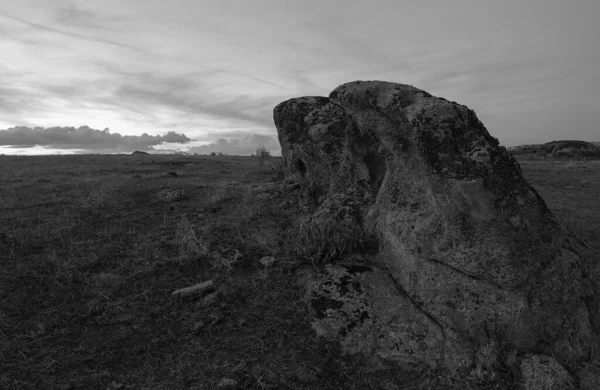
[1,152,599,389]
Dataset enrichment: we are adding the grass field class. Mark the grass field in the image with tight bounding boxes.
[1,153,599,389]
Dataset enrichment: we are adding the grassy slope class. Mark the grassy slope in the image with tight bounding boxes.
[0,154,598,389]
[515,156,600,251]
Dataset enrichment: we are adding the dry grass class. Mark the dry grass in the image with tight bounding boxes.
[0,153,598,389]
[515,156,600,250]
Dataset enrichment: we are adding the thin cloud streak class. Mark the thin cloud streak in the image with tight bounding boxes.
[0,11,152,54]
[54,4,113,30]
[226,70,292,91]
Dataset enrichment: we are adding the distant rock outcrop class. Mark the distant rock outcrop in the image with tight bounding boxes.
[274,81,600,376]
[542,140,598,153]
[540,140,600,159]
[509,140,600,160]
[132,150,149,155]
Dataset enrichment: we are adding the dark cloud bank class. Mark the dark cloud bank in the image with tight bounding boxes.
[0,125,281,155]
[0,126,190,153]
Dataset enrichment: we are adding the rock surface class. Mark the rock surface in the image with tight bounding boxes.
[273,81,600,374]
[157,188,184,202]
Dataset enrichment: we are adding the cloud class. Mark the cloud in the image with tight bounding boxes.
[54,3,111,30]
[0,11,151,54]
[0,7,297,146]
[99,69,284,129]
[0,59,287,141]
[186,134,280,156]
[1,10,292,90]
[0,125,190,153]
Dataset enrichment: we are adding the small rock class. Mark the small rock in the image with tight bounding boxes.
[278,200,294,208]
[255,192,272,200]
[168,171,178,177]
[280,183,301,191]
[111,312,135,324]
[191,320,205,333]
[259,256,276,267]
[295,367,319,383]
[197,292,219,307]
[172,280,214,299]
[157,188,184,202]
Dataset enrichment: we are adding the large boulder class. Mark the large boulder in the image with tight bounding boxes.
[274,81,600,374]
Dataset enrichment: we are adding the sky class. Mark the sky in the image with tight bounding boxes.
[0,0,599,155]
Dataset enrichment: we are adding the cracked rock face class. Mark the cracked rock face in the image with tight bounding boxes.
[274,80,600,371]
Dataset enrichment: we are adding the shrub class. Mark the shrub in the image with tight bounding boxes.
[256,146,271,165]
[270,158,285,181]
[295,194,372,264]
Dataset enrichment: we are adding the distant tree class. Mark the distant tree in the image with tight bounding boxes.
[256,145,271,165]
[211,152,216,156]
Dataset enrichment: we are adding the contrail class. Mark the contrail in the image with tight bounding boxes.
[227,70,292,90]
[0,11,152,54]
